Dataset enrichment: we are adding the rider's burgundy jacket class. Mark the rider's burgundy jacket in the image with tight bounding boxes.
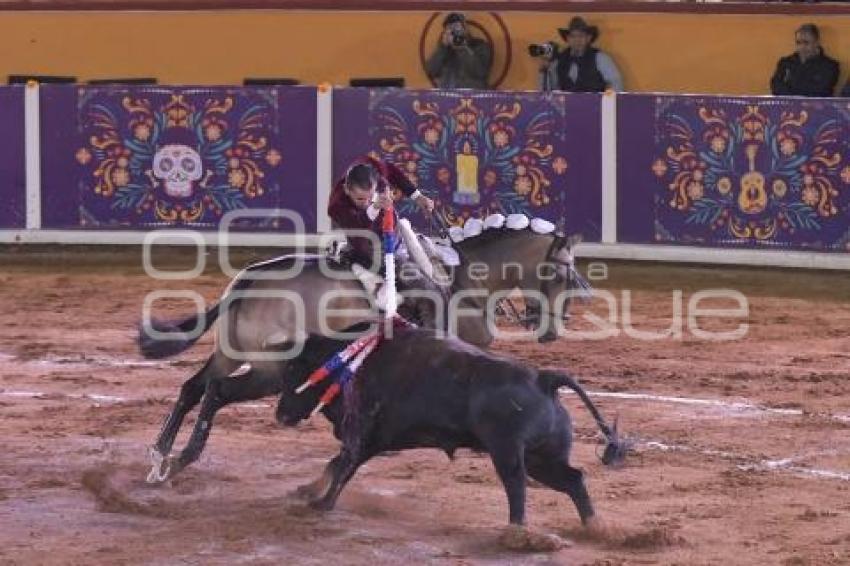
[327,156,416,266]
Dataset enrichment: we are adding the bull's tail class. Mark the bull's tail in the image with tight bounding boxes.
[538,370,628,467]
[138,302,221,359]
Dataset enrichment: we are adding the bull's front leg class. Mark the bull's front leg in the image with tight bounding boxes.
[292,455,339,501]
[308,447,371,512]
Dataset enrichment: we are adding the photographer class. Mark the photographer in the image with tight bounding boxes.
[426,12,493,90]
[533,16,623,93]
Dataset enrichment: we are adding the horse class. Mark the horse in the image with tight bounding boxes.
[139,222,588,482]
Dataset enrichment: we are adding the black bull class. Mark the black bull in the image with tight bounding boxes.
[271,325,627,526]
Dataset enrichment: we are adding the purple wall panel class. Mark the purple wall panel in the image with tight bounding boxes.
[619,93,850,251]
[0,87,26,229]
[41,85,317,231]
[332,88,371,184]
[562,93,602,241]
[40,85,79,229]
[616,94,657,244]
[333,88,602,241]
[278,86,318,232]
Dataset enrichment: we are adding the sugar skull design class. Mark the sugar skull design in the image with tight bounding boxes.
[152,144,203,198]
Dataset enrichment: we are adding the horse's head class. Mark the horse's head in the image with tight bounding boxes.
[452,224,591,345]
[528,233,589,343]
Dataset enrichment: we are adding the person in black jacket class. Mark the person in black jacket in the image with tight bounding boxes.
[539,16,623,93]
[770,23,839,97]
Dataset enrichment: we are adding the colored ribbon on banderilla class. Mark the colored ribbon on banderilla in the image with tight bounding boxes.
[381,197,398,317]
[295,316,413,416]
[295,332,379,415]
[295,197,404,415]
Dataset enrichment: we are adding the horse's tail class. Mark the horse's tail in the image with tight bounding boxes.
[537,369,628,467]
[138,302,222,359]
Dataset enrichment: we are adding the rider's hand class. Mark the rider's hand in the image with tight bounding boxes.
[415,194,435,215]
[376,191,394,210]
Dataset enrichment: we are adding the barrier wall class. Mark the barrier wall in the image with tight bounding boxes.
[0,87,25,228]
[2,83,850,267]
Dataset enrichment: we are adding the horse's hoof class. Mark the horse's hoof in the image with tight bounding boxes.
[308,498,335,512]
[291,483,319,500]
[145,448,173,485]
[537,331,558,344]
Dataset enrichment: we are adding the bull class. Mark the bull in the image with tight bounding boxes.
[274,324,626,526]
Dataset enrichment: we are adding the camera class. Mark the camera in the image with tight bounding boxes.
[528,42,557,59]
[450,28,467,47]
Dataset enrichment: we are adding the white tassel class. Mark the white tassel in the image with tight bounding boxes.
[383,254,397,316]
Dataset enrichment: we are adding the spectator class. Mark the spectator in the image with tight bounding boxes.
[539,16,623,93]
[770,23,838,97]
[425,12,492,89]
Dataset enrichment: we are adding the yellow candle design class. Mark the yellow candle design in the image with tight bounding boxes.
[454,141,480,205]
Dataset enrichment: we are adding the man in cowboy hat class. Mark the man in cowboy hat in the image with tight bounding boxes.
[538,16,623,93]
[426,12,493,89]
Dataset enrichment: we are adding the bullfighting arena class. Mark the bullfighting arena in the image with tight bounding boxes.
[1,247,848,565]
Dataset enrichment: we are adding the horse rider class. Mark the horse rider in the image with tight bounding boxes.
[327,156,442,323]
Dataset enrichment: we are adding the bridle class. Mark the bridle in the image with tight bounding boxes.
[425,216,592,331]
[502,233,592,330]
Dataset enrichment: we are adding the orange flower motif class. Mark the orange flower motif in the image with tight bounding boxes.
[76,148,92,165]
[134,124,151,141]
[111,168,129,187]
[802,185,819,207]
[205,124,222,141]
[687,181,704,200]
[514,176,532,195]
[841,166,850,184]
[780,138,796,156]
[493,130,509,148]
[710,136,726,154]
[229,169,246,188]
[424,128,440,146]
[553,157,568,175]
[717,177,732,195]
[651,159,667,177]
[266,149,282,167]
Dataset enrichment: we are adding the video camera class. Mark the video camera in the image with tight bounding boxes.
[528,41,558,59]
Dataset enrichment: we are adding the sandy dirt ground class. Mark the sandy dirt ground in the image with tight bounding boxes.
[0,247,848,565]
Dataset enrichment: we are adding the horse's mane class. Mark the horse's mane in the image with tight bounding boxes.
[452,226,553,251]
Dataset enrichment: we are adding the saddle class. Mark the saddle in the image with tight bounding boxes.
[328,220,457,325]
